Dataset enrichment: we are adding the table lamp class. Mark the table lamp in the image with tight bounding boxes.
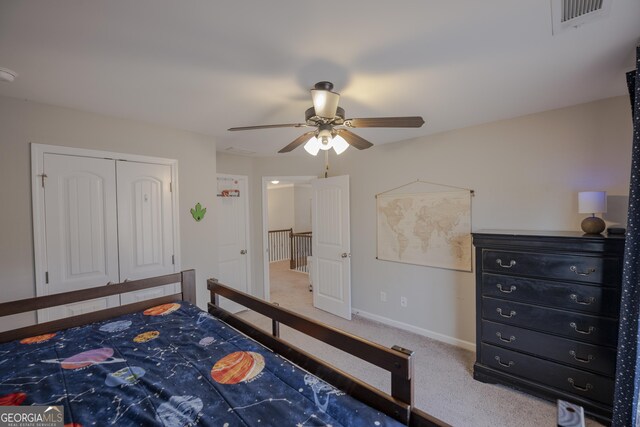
[578,191,607,234]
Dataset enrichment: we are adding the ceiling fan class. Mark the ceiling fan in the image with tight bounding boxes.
[228,81,425,155]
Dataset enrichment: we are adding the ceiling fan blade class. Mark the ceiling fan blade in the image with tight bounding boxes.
[278,131,316,153]
[344,116,425,128]
[228,123,308,131]
[337,129,374,150]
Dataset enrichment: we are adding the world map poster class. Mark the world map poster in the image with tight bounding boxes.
[376,191,472,271]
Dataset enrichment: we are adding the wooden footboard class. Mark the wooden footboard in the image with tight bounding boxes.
[207,278,449,427]
[0,270,196,343]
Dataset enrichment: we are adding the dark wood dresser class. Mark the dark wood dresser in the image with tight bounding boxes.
[472,230,625,423]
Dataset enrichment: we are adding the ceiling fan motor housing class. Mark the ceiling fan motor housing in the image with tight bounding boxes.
[305,107,345,125]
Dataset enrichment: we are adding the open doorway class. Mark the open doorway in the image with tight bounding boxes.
[262,176,315,314]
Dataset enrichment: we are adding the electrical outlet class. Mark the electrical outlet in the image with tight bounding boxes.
[400,296,408,307]
[380,291,387,302]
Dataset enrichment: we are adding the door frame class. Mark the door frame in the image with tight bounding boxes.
[261,175,316,302]
[31,143,181,300]
[216,173,252,298]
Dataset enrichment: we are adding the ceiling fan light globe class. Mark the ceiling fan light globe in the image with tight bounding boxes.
[332,135,349,155]
[304,136,321,156]
[318,135,333,151]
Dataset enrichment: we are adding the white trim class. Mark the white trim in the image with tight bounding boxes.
[352,307,476,352]
[31,143,178,165]
[216,173,252,296]
[30,143,182,316]
[261,175,316,302]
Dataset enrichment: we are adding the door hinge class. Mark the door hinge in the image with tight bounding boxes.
[45,271,49,284]
[172,255,175,265]
[39,173,48,188]
[169,182,173,193]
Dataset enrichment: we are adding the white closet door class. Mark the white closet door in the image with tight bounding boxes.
[40,154,120,322]
[117,161,177,304]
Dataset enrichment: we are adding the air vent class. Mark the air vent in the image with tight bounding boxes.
[551,0,611,35]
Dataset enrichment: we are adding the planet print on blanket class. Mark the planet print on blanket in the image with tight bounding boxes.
[42,348,125,370]
[155,395,203,427]
[143,303,180,316]
[0,392,27,406]
[20,333,56,344]
[211,351,265,384]
[105,366,146,387]
[133,331,160,343]
[99,320,132,333]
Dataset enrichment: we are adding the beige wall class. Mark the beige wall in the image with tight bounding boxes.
[294,185,313,232]
[218,96,632,349]
[267,186,295,231]
[0,96,218,329]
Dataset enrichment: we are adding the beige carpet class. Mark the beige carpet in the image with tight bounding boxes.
[238,261,604,427]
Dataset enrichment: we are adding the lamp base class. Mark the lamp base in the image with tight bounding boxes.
[581,216,605,234]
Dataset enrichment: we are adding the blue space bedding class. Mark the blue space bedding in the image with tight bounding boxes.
[0,301,403,426]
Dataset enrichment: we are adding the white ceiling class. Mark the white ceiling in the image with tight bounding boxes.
[0,1,638,156]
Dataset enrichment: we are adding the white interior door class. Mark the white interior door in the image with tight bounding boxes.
[311,175,351,320]
[117,161,177,304]
[40,154,120,321]
[216,175,250,313]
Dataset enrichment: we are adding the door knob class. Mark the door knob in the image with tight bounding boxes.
[341,252,350,258]
[240,249,247,255]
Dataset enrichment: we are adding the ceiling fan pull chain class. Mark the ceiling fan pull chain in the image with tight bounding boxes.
[324,151,329,178]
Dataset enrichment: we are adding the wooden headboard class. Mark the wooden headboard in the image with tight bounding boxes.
[0,269,196,343]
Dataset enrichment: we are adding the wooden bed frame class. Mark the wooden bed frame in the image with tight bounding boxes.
[0,270,448,427]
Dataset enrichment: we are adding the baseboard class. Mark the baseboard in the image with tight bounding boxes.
[352,307,476,352]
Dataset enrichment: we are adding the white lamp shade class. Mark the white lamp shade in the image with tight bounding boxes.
[311,89,339,118]
[578,191,607,214]
[303,137,320,156]
[332,135,349,155]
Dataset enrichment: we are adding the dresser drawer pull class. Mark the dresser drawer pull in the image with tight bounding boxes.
[570,322,595,335]
[496,308,516,318]
[568,378,593,392]
[497,284,516,293]
[496,332,516,343]
[494,356,514,367]
[569,350,594,363]
[570,294,595,305]
[496,259,516,268]
[569,265,596,276]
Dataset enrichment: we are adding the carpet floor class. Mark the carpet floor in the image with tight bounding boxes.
[237,261,604,427]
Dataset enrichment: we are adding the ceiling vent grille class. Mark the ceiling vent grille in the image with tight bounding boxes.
[551,0,611,35]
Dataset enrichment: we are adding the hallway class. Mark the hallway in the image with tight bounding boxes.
[269,260,312,312]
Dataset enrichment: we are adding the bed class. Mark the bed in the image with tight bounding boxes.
[0,270,448,426]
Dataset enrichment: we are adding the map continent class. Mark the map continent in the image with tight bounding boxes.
[377,191,471,271]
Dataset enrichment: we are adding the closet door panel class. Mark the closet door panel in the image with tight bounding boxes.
[117,161,176,304]
[41,154,120,321]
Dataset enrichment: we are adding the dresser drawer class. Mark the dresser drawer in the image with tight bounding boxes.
[482,297,618,346]
[481,249,621,284]
[481,343,614,405]
[482,273,620,316]
[481,320,617,377]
